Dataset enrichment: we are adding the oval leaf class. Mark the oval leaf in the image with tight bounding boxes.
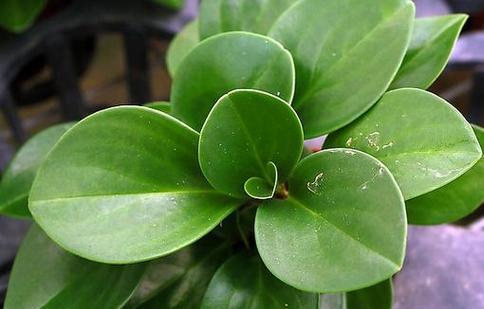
[405,125,484,225]
[5,224,145,309]
[325,88,482,200]
[390,14,467,90]
[0,123,74,218]
[269,0,414,137]
[199,89,303,198]
[201,253,319,308]
[255,149,406,292]
[320,279,393,309]
[29,106,240,263]
[126,236,231,309]
[171,32,295,131]
[199,0,296,39]
[166,20,199,77]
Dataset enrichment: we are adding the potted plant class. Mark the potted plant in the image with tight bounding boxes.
[1,0,482,307]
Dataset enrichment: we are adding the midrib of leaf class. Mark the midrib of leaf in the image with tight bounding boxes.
[374,148,479,161]
[297,3,410,109]
[229,100,271,183]
[32,190,224,204]
[288,197,400,269]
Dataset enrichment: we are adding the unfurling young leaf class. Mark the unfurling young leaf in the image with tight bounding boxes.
[0,123,74,218]
[199,89,303,198]
[29,106,240,264]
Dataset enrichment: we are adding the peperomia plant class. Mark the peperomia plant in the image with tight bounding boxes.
[1,0,483,308]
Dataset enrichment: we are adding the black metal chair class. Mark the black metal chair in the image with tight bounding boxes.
[0,0,198,144]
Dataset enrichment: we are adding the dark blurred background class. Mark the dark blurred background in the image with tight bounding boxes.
[0,0,483,308]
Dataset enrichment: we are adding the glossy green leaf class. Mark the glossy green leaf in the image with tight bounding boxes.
[201,253,319,308]
[325,88,482,200]
[320,279,393,309]
[0,0,46,32]
[199,89,303,198]
[5,224,145,309]
[171,32,295,131]
[255,150,406,292]
[199,0,295,39]
[29,106,240,264]
[390,14,467,90]
[269,0,414,138]
[0,123,74,218]
[406,125,484,225]
[244,162,278,200]
[144,101,171,114]
[126,236,232,309]
[166,20,199,77]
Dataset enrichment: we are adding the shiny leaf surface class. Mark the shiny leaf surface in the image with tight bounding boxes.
[199,0,295,39]
[171,32,295,131]
[29,106,239,263]
[126,236,232,309]
[201,253,319,308]
[5,224,145,309]
[390,14,467,89]
[0,123,73,218]
[325,88,481,200]
[269,0,414,137]
[199,89,303,198]
[320,279,393,309]
[255,150,406,292]
[406,125,484,225]
[166,20,199,77]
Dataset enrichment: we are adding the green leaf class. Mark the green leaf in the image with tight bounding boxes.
[269,0,414,138]
[320,279,393,309]
[201,253,319,308]
[255,149,406,293]
[199,89,303,198]
[5,224,145,309]
[126,236,232,309]
[405,125,484,225]
[244,162,278,200]
[144,101,171,114]
[390,14,467,90]
[166,20,199,77]
[29,106,240,264]
[0,0,46,32]
[325,88,482,200]
[0,123,74,218]
[171,32,295,131]
[198,0,296,39]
